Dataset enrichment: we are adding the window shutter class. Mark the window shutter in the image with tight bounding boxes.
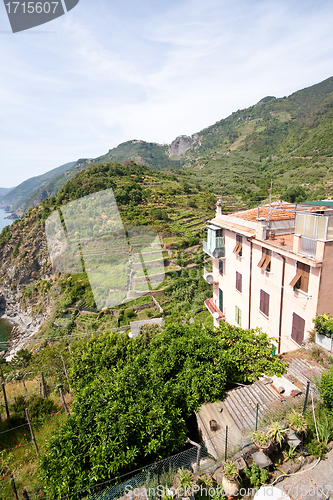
[236,271,242,293]
[260,289,269,317]
[291,313,305,345]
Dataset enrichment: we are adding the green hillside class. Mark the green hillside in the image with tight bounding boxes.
[0,161,76,213]
[8,76,333,216]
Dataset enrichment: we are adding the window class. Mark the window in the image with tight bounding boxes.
[235,271,242,293]
[289,261,310,293]
[257,248,271,272]
[218,259,224,275]
[291,313,305,346]
[219,288,223,312]
[235,306,242,326]
[216,228,223,238]
[233,234,243,256]
[259,289,270,317]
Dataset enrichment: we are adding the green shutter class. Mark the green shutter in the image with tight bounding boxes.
[219,288,223,312]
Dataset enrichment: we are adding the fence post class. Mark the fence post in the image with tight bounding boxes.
[303,381,310,416]
[224,426,228,461]
[22,488,31,500]
[11,476,19,500]
[186,438,201,471]
[255,403,259,431]
[25,408,39,457]
[41,372,47,399]
[59,388,70,417]
[0,364,5,384]
[2,382,10,419]
[60,355,69,382]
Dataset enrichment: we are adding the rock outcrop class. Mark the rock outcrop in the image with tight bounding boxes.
[0,211,54,359]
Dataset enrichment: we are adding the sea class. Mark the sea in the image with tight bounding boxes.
[0,208,13,233]
[0,208,15,346]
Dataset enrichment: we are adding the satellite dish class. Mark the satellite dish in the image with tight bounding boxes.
[213,312,220,319]
[205,274,214,284]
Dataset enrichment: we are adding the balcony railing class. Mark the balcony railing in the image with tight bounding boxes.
[203,237,225,259]
[300,236,317,258]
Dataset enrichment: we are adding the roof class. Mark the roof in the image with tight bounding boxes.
[210,217,256,237]
[228,201,296,223]
[302,200,333,207]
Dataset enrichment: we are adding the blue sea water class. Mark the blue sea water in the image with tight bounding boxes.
[0,208,13,232]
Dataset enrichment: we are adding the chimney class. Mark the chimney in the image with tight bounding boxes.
[256,218,267,240]
[216,199,222,217]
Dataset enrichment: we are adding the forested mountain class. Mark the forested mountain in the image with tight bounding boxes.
[0,161,76,214]
[6,76,333,215]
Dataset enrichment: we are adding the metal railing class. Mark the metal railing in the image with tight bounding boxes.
[203,238,225,259]
[300,236,317,258]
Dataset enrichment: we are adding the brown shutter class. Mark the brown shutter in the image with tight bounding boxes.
[233,242,241,254]
[289,272,302,288]
[291,313,305,345]
[262,253,271,271]
[236,272,242,293]
[260,289,270,317]
[297,262,310,293]
[258,254,266,268]
[265,291,270,317]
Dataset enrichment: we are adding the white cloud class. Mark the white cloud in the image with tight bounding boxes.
[1,0,333,186]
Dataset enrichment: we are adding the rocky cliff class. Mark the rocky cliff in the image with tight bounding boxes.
[0,208,54,359]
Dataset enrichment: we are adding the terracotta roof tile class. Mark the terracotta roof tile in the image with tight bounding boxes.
[227,201,296,222]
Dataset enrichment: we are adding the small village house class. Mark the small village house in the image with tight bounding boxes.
[203,200,333,353]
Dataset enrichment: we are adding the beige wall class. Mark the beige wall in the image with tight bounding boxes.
[279,256,319,352]
[317,240,333,315]
[211,234,321,353]
[212,229,251,329]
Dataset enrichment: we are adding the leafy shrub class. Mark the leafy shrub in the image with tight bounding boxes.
[313,314,333,339]
[243,463,268,488]
[320,368,333,411]
[307,440,327,459]
[10,395,57,426]
[283,186,307,203]
[124,309,137,320]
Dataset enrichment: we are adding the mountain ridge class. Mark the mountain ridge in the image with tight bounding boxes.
[6,75,333,214]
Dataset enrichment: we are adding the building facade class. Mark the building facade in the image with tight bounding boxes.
[203,200,333,353]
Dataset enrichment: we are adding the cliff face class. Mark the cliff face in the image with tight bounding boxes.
[0,210,54,359]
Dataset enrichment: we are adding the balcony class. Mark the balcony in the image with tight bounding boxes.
[203,236,225,259]
[300,236,317,258]
[204,298,224,320]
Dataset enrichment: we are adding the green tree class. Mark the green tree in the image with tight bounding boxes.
[39,323,285,496]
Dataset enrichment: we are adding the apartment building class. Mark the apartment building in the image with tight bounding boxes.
[203,200,333,353]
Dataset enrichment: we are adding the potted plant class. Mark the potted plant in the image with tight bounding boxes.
[287,411,307,434]
[252,430,271,449]
[196,473,213,489]
[267,421,286,447]
[222,460,239,499]
[173,469,195,499]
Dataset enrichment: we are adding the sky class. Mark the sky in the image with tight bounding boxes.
[1,0,333,188]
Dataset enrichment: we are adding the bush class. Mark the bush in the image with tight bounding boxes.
[10,395,57,426]
[320,368,333,411]
[307,440,327,459]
